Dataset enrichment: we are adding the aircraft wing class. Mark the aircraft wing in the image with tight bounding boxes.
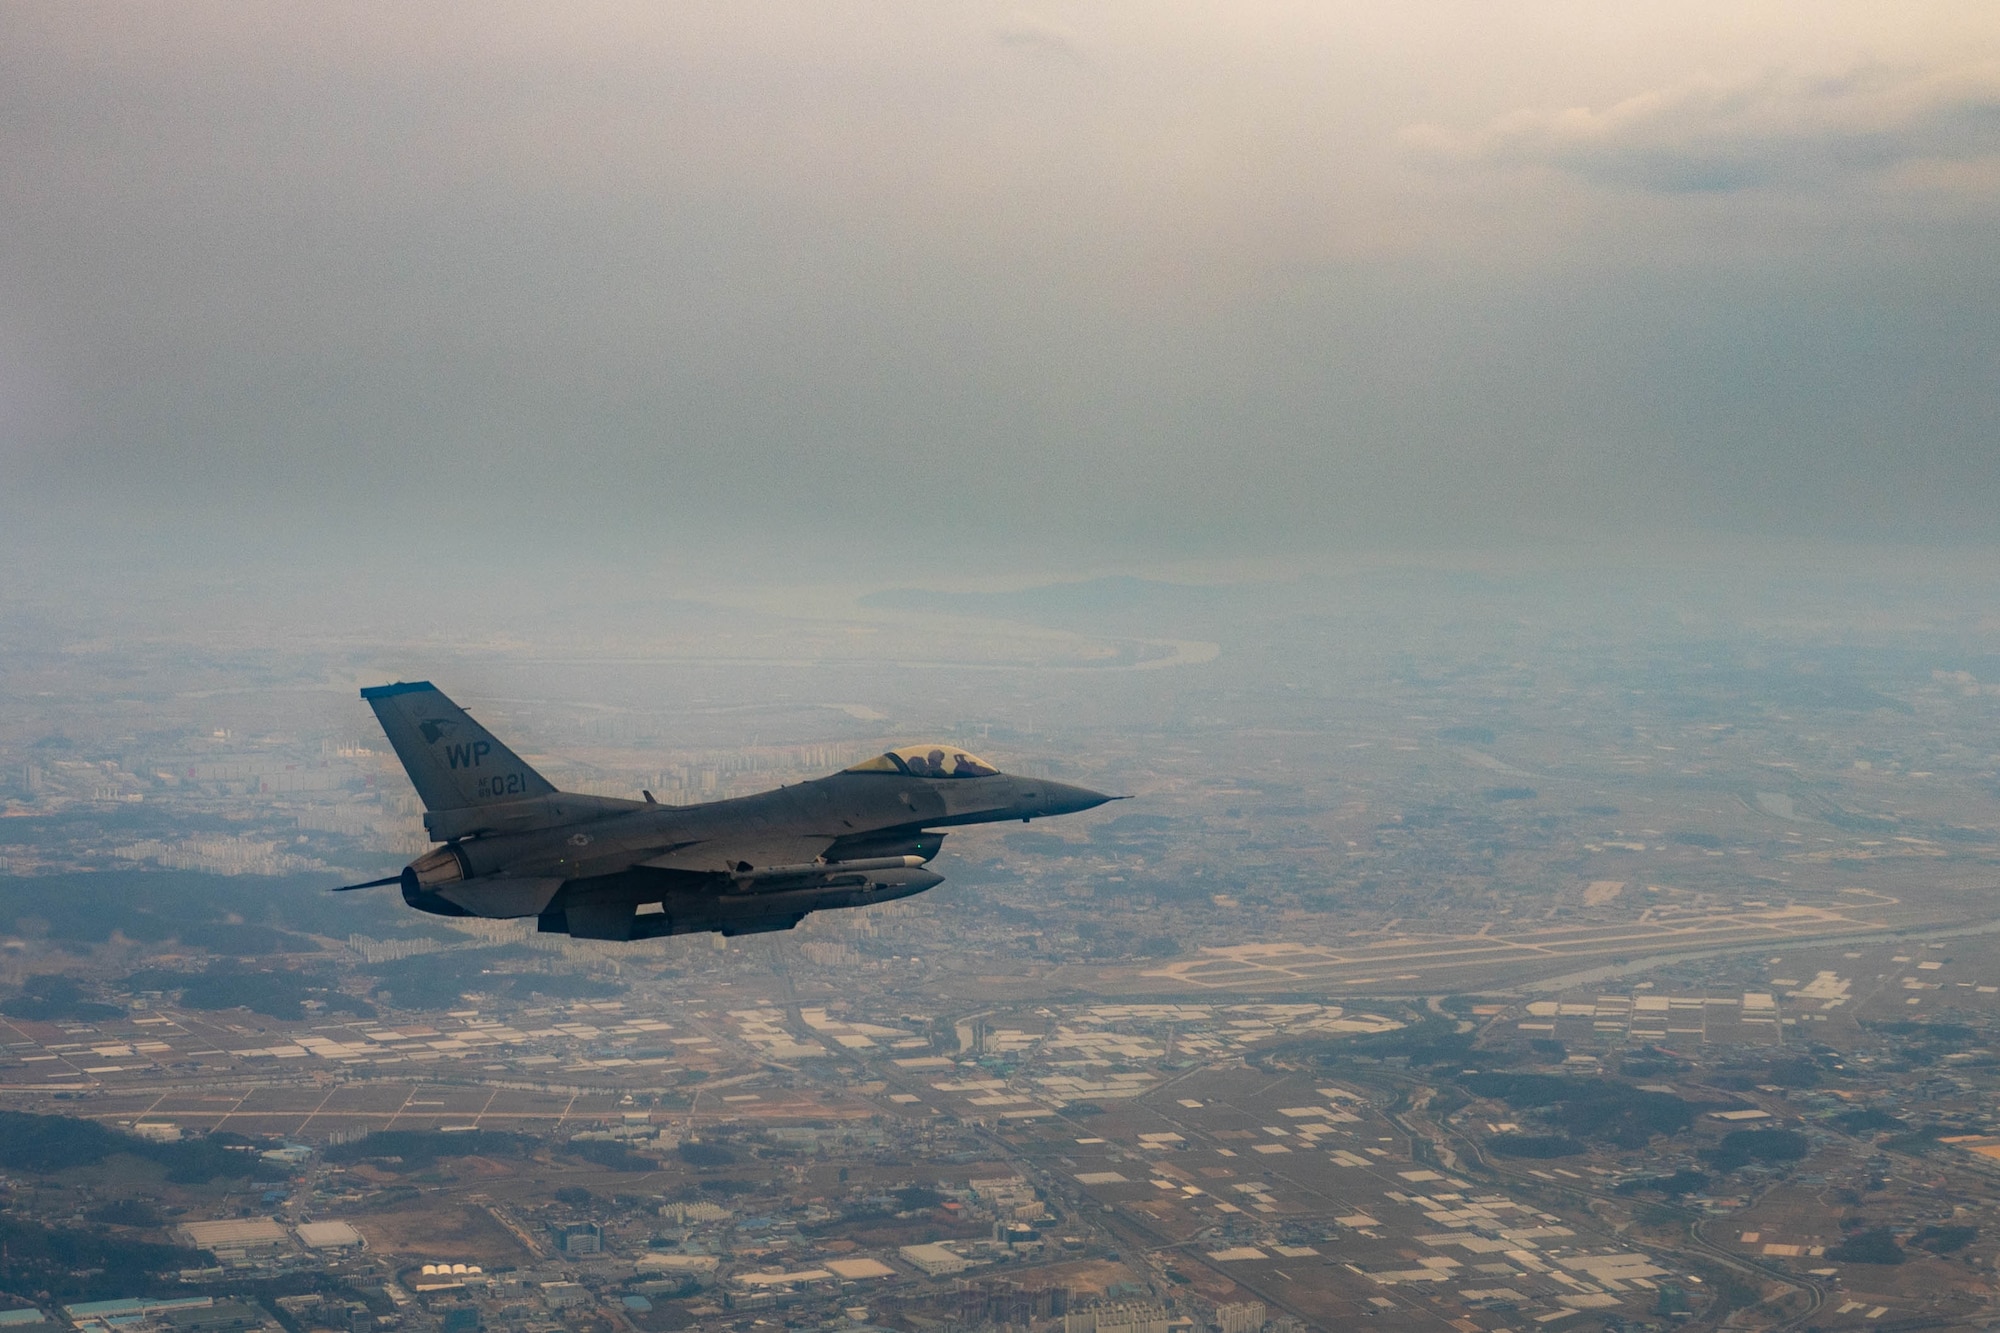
[636,836,839,876]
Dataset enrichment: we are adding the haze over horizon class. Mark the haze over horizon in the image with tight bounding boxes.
[3,1,1998,585]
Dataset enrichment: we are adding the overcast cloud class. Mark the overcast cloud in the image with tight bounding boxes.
[1,2,1997,574]
[1403,61,2000,191]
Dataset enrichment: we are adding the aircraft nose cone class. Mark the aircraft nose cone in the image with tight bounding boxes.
[1040,781,1119,815]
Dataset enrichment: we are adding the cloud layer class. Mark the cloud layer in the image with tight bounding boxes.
[0,3,1997,572]
[1405,61,2000,190]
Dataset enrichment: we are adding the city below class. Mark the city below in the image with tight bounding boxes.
[6,567,2000,1333]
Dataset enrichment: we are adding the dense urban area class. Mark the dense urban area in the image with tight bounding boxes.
[8,565,2000,1333]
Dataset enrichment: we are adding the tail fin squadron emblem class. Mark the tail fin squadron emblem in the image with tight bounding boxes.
[358,683,556,811]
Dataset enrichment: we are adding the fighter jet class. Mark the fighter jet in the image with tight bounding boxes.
[338,682,1116,941]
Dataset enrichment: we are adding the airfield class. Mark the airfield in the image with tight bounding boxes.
[12,570,2000,1327]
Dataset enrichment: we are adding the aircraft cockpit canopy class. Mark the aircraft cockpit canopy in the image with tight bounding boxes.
[845,745,1000,779]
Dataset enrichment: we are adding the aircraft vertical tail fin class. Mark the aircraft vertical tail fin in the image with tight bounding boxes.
[360,682,557,812]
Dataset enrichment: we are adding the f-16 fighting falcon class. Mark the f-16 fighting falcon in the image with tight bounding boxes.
[338,682,1117,941]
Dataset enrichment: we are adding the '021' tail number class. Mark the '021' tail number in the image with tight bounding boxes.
[476,772,531,799]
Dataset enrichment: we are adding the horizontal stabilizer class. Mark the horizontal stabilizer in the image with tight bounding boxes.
[433,875,567,919]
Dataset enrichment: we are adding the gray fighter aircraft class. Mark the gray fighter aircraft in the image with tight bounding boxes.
[338,682,1116,941]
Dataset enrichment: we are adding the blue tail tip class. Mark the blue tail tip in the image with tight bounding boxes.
[360,680,436,700]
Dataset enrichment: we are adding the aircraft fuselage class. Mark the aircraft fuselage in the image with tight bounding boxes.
[347,681,1115,941]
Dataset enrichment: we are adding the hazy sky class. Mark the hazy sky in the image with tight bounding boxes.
[3,2,1998,572]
